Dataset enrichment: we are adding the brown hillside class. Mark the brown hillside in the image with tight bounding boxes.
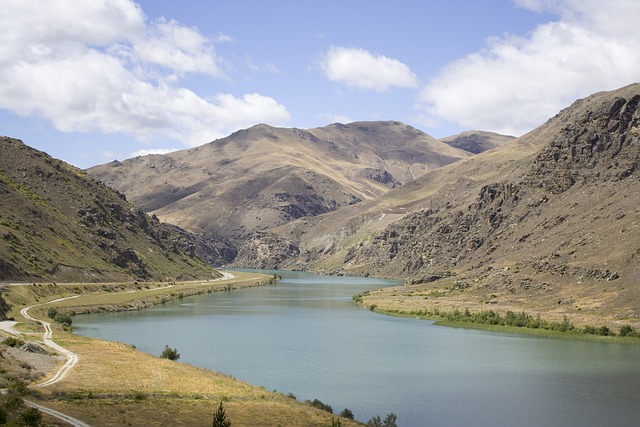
[0,137,218,283]
[87,121,470,263]
[239,84,640,327]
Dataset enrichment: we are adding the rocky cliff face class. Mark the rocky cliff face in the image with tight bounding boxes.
[528,94,639,191]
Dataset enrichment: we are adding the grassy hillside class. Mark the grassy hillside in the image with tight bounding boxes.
[0,137,218,283]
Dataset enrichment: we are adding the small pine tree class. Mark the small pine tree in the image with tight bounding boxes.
[212,401,231,427]
[383,412,398,427]
[160,345,180,361]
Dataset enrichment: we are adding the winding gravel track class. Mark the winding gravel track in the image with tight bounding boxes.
[15,296,91,426]
[20,296,81,388]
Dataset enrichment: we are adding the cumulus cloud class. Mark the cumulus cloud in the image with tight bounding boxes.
[321,46,419,91]
[0,0,290,148]
[417,0,640,136]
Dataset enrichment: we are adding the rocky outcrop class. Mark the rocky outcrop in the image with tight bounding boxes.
[232,232,300,270]
[528,94,640,192]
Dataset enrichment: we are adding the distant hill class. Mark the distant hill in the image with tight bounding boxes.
[0,137,218,283]
[234,84,640,326]
[87,121,470,264]
[441,130,515,154]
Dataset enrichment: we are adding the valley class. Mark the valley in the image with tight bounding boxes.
[84,84,640,333]
[1,83,640,426]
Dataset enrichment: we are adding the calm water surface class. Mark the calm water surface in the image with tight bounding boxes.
[74,271,640,426]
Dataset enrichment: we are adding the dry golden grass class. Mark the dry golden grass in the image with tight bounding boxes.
[4,274,364,426]
[31,332,362,426]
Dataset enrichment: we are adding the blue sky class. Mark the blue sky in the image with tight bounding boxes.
[1,0,638,168]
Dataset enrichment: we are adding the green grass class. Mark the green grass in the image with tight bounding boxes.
[372,308,640,344]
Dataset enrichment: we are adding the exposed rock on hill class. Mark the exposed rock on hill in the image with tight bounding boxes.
[441,130,515,154]
[241,84,640,326]
[88,121,470,263]
[0,137,218,283]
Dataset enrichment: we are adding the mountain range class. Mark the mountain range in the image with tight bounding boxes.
[231,84,640,326]
[2,83,638,327]
[87,121,472,264]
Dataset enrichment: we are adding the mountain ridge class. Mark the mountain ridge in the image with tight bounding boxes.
[87,120,471,262]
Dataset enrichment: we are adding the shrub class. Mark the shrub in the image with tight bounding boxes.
[47,307,58,319]
[160,345,180,361]
[340,408,354,419]
[53,312,72,326]
[309,398,333,413]
[598,325,613,336]
[20,407,42,426]
[2,337,25,348]
[619,325,635,337]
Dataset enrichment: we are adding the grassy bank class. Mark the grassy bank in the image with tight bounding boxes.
[363,304,640,344]
[1,272,364,426]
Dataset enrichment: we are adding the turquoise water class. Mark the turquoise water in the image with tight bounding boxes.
[74,271,640,426]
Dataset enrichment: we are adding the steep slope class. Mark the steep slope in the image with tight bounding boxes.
[87,121,470,262]
[0,137,218,283]
[441,130,516,154]
[243,84,640,325]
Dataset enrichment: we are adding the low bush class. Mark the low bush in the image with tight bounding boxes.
[308,398,333,413]
[2,336,25,348]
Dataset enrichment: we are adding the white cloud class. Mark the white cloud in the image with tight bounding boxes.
[129,147,180,158]
[320,46,419,91]
[0,0,290,148]
[317,113,353,124]
[418,0,640,135]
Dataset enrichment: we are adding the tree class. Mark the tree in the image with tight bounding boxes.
[212,401,231,427]
[368,413,398,427]
[340,408,354,419]
[21,407,42,427]
[160,345,180,361]
[367,415,383,427]
[383,412,398,427]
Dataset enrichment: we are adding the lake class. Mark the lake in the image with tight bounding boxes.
[74,271,640,426]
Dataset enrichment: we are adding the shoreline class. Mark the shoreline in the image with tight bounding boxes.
[361,303,640,344]
[1,271,364,426]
